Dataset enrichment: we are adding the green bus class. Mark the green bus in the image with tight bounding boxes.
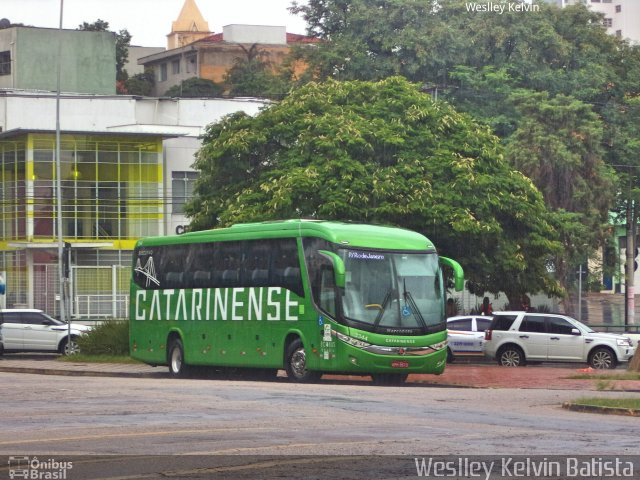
[130,220,463,384]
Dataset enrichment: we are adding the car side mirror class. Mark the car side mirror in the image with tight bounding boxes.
[571,328,581,336]
[318,250,345,288]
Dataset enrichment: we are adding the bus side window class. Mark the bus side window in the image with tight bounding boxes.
[218,241,242,288]
[244,240,272,287]
[273,238,303,297]
[193,270,211,288]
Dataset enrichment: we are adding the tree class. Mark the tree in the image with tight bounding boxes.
[123,69,155,96]
[186,77,562,303]
[505,91,615,310]
[224,50,292,99]
[163,78,224,98]
[78,20,131,84]
[290,0,637,305]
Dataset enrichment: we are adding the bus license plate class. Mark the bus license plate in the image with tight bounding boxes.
[391,360,409,368]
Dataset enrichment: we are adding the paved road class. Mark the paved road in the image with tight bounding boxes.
[1,370,639,477]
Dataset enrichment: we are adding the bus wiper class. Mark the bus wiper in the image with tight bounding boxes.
[403,279,427,330]
[373,288,394,329]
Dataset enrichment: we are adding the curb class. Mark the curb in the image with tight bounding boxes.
[0,366,165,379]
[0,365,475,388]
[562,402,640,417]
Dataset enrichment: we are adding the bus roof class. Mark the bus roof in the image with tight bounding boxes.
[136,219,435,251]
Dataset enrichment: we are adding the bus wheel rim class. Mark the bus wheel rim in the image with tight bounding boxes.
[171,348,182,373]
[291,348,307,377]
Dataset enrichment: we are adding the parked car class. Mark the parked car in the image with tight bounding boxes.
[446,315,493,362]
[484,311,636,369]
[0,309,91,355]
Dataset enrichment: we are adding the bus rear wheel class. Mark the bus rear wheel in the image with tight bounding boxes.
[168,338,188,378]
[285,338,320,383]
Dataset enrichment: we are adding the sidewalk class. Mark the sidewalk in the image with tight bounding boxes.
[0,355,639,391]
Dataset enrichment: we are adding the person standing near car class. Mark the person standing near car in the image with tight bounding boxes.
[446,298,457,318]
[480,296,493,316]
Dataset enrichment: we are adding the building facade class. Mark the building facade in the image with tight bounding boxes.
[544,0,640,43]
[167,0,212,50]
[0,26,116,94]
[139,25,317,97]
[0,92,267,318]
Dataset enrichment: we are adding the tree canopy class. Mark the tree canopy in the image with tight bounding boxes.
[186,77,561,302]
[164,78,224,98]
[289,0,640,302]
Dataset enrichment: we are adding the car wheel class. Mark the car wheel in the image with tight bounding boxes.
[371,373,408,386]
[497,345,525,367]
[285,338,320,383]
[60,336,80,356]
[589,347,617,370]
[446,348,455,364]
[168,338,189,378]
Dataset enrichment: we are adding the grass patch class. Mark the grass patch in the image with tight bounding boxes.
[58,354,142,364]
[571,397,640,410]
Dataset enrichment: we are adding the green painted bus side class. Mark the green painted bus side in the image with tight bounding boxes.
[129,220,463,382]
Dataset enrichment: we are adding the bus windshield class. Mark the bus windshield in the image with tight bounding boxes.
[337,249,444,334]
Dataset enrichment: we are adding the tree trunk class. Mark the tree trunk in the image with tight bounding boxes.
[628,348,640,372]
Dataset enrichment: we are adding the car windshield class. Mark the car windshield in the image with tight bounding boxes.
[570,317,595,333]
[47,315,66,325]
[338,249,444,334]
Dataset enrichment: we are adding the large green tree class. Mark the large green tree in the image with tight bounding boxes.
[186,77,561,303]
[506,91,615,310]
[290,0,638,300]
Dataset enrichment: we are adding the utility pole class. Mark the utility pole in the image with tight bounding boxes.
[626,199,635,326]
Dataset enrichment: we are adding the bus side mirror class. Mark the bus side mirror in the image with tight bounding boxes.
[318,250,345,288]
[440,256,464,292]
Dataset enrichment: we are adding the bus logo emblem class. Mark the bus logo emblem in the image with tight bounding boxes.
[135,257,160,287]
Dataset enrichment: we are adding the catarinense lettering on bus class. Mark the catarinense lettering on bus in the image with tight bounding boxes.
[135,287,298,321]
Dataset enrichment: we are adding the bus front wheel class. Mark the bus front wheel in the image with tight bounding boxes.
[168,338,188,378]
[285,338,321,383]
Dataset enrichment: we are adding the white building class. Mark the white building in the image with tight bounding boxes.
[0,90,268,317]
[544,0,640,43]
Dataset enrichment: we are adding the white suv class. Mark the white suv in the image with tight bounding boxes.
[484,311,635,369]
[0,309,91,355]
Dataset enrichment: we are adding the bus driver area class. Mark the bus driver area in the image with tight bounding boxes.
[129,220,464,385]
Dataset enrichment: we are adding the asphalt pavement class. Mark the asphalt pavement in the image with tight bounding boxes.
[1,354,639,391]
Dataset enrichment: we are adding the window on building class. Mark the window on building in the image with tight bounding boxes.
[616,30,622,37]
[591,0,601,3]
[159,63,168,82]
[603,18,613,27]
[0,51,10,76]
[172,171,198,214]
[171,60,180,75]
[615,4,621,12]
[602,0,612,3]
[186,55,196,73]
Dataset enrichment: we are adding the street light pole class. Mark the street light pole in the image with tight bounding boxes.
[577,264,583,322]
[55,0,69,338]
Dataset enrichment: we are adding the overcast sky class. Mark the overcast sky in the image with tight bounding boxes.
[1,0,309,47]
